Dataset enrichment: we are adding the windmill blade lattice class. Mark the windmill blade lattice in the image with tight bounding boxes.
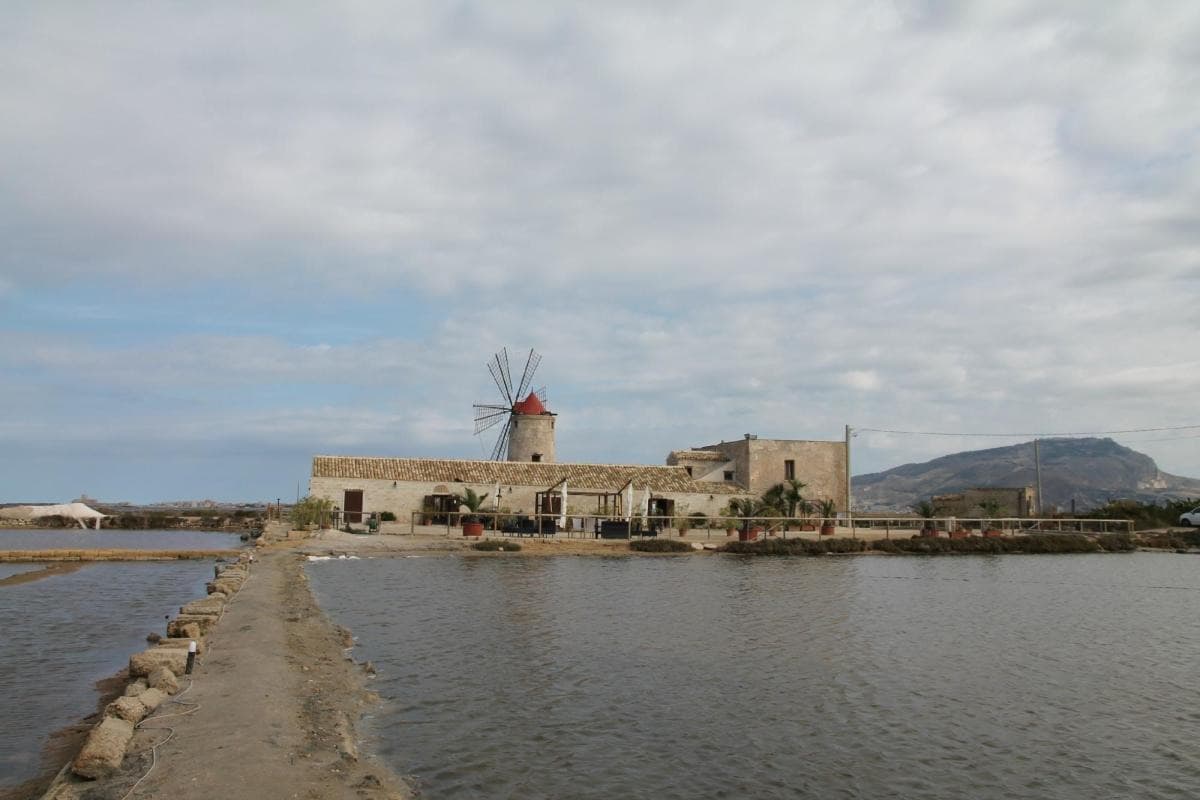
[473,347,542,461]
[514,349,541,403]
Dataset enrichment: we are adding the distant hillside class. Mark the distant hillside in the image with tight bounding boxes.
[853,437,1200,512]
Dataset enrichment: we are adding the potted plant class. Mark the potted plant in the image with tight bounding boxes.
[455,487,490,537]
[818,498,837,536]
[675,512,693,538]
[728,497,764,541]
[914,499,939,537]
[979,499,1004,537]
[718,503,738,536]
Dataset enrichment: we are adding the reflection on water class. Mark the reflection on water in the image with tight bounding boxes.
[0,564,44,580]
[0,561,214,788]
[308,553,1200,800]
[0,529,244,551]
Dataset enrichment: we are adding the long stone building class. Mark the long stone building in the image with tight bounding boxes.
[308,390,848,526]
[310,436,847,527]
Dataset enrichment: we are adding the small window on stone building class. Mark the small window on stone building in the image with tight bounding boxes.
[785,459,795,480]
[685,466,693,476]
[531,453,542,462]
[724,470,734,481]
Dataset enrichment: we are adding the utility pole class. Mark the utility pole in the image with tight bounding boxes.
[845,424,853,535]
[1033,438,1043,516]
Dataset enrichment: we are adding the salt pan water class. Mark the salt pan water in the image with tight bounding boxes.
[0,561,216,791]
[308,552,1200,800]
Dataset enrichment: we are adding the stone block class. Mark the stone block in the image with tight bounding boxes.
[123,679,148,697]
[180,597,224,616]
[167,615,213,636]
[72,717,134,779]
[129,648,188,678]
[156,637,204,655]
[148,666,181,695]
[105,696,147,724]
[138,687,167,712]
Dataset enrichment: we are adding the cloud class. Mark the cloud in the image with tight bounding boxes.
[2,1,1199,498]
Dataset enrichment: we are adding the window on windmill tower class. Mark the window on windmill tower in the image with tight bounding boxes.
[685,466,693,476]
[724,470,734,481]
[531,453,542,462]
[785,459,795,479]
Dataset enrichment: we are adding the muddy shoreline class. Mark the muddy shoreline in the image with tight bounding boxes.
[29,547,410,800]
[0,671,128,800]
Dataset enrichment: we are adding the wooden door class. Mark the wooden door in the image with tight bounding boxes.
[343,490,364,523]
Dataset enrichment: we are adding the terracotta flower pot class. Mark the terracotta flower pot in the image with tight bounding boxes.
[984,529,1004,538]
[726,528,736,537]
[820,524,835,536]
[462,522,484,537]
[739,528,760,542]
[920,527,938,537]
[950,529,969,540]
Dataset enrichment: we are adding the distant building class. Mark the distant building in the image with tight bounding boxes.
[668,433,849,510]
[309,456,746,524]
[932,487,1037,518]
[308,433,850,525]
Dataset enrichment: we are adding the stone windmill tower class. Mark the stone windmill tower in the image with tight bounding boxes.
[473,348,556,463]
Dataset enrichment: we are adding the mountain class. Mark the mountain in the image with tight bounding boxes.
[852,437,1200,512]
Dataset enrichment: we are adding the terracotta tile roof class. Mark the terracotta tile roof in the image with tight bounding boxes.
[667,449,730,462]
[312,456,746,494]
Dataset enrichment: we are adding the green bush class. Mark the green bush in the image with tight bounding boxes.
[869,534,1123,555]
[1136,529,1200,549]
[379,511,397,522]
[471,539,522,551]
[291,496,334,529]
[630,539,693,553]
[1081,498,1199,530]
[720,537,867,556]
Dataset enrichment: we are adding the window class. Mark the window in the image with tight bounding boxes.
[724,470,734,481]
[784,459,795,480]
[685,466,693,476]
[531,453,542,462]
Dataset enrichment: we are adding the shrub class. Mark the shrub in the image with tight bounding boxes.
[379,511,397,522]
[291,496,334,529]
[471,540,521,551]
[720,538,867,556]
[868,534,1115,555]
[630,539,693,553]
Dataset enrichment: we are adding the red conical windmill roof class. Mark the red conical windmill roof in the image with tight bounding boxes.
[512,392,547,415]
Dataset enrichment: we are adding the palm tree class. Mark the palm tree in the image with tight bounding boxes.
[454,487,490,524]
[913,499,938,536]
[817,497,838,535]
[727,497,765,535]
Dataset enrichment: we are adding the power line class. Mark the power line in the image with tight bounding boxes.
[855,424,1200,438]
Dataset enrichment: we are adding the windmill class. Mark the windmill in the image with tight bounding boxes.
[473,348,550,461]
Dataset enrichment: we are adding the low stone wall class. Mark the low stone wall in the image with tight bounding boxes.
[0,549,242,562]
[44,553,255,788]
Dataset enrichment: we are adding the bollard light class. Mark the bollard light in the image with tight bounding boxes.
[185,640,197,674]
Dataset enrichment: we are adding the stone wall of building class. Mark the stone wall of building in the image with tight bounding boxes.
[308,476,740,524]
[694,436,848,511]
[932,487,1036,517]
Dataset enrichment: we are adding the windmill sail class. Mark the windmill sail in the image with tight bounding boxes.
[473,347,544,462]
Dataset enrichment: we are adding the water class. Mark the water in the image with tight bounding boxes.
[0,564,44,580]
[0,528,244,550]
[0,561,215,789]
[307,553,1200,800]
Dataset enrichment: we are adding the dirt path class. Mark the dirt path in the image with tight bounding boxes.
[47,550,410,799]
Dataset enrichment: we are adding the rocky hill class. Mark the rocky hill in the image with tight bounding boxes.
[853,437,1200,512]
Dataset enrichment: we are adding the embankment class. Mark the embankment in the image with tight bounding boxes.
[0,549,241,562]
[38,548,409,800]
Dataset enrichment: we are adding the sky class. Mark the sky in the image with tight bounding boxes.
[2,0,1198,503]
